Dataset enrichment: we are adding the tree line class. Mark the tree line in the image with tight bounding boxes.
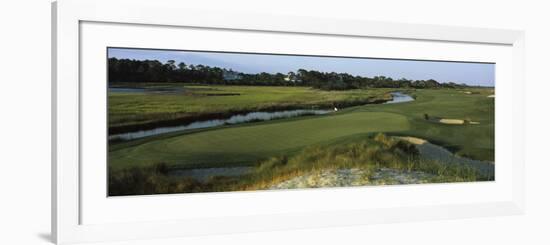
[108,57,476,90]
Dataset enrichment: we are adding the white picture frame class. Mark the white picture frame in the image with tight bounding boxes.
[52,0,525,244]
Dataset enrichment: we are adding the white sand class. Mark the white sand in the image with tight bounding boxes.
[396,136,427,145]
[269,168,433,189]
[439,119,465,125]
[269,168,370,189]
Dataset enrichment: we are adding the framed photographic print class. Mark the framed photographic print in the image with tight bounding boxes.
[52,0,525,244]
[106,47,496,196]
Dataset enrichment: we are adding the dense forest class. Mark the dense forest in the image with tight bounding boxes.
[108,57,478,90]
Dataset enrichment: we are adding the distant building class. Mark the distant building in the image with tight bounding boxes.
[223,70,242,81]
[284,72,301,83]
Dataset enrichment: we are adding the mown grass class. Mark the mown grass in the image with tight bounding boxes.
[359,88,494,161]
[109,133,490,196]
[108,111,410,170]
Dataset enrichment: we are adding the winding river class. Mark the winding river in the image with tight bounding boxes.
[385,91,415,104]
[109,91,414,141]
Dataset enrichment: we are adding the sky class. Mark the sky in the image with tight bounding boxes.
[108,48,495,87]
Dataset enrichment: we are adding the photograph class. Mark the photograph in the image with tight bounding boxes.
[5,0,546,244]
[107,47,495,196]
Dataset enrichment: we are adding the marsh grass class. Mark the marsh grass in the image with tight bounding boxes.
[108,84,393,133]
[108,133,490,196]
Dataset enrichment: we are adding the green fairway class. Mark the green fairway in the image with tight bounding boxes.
[109,111,410,170]
[356,89,494,161]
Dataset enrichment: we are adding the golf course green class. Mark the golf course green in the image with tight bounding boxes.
[107,83,495,196]
[109,86,494,171]
[110,111,410,170]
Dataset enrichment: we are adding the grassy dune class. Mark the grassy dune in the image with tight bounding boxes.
[109,133,488,195]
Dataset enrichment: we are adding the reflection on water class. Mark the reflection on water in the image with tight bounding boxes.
[109,109,331,141]
[109,87,147,93]
[385,92,414,104]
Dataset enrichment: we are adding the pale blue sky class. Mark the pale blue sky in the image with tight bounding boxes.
[108,48,495,86]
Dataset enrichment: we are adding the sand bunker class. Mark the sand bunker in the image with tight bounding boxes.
[437,119,480,125]
[396,136,427,145]
[428,117,480,125]
[439,119,465,125]
[487,94,495,98]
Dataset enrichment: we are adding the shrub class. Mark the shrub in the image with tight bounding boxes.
[373,132,394,148]
[109,162,205,196]
[391,140,419,156]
